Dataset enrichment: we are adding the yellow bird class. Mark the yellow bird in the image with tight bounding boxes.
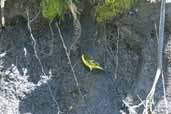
[81,54,103,71]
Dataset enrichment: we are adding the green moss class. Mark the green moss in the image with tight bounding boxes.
[96,0,135,23]
[41,0,67,20]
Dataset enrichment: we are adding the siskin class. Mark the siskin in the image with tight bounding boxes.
[81,54,103,71]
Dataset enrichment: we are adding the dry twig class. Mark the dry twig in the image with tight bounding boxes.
[26,9,62,114]
[0,0,6,27]
[114,28,120,79]
[144,0,166,113]
[55,22,83,100]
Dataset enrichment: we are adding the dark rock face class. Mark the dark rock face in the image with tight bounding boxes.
[0,0,171,114]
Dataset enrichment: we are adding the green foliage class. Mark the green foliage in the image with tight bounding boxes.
[96,0,135,23]
[41,0,67,20]
[41,0,80,21]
